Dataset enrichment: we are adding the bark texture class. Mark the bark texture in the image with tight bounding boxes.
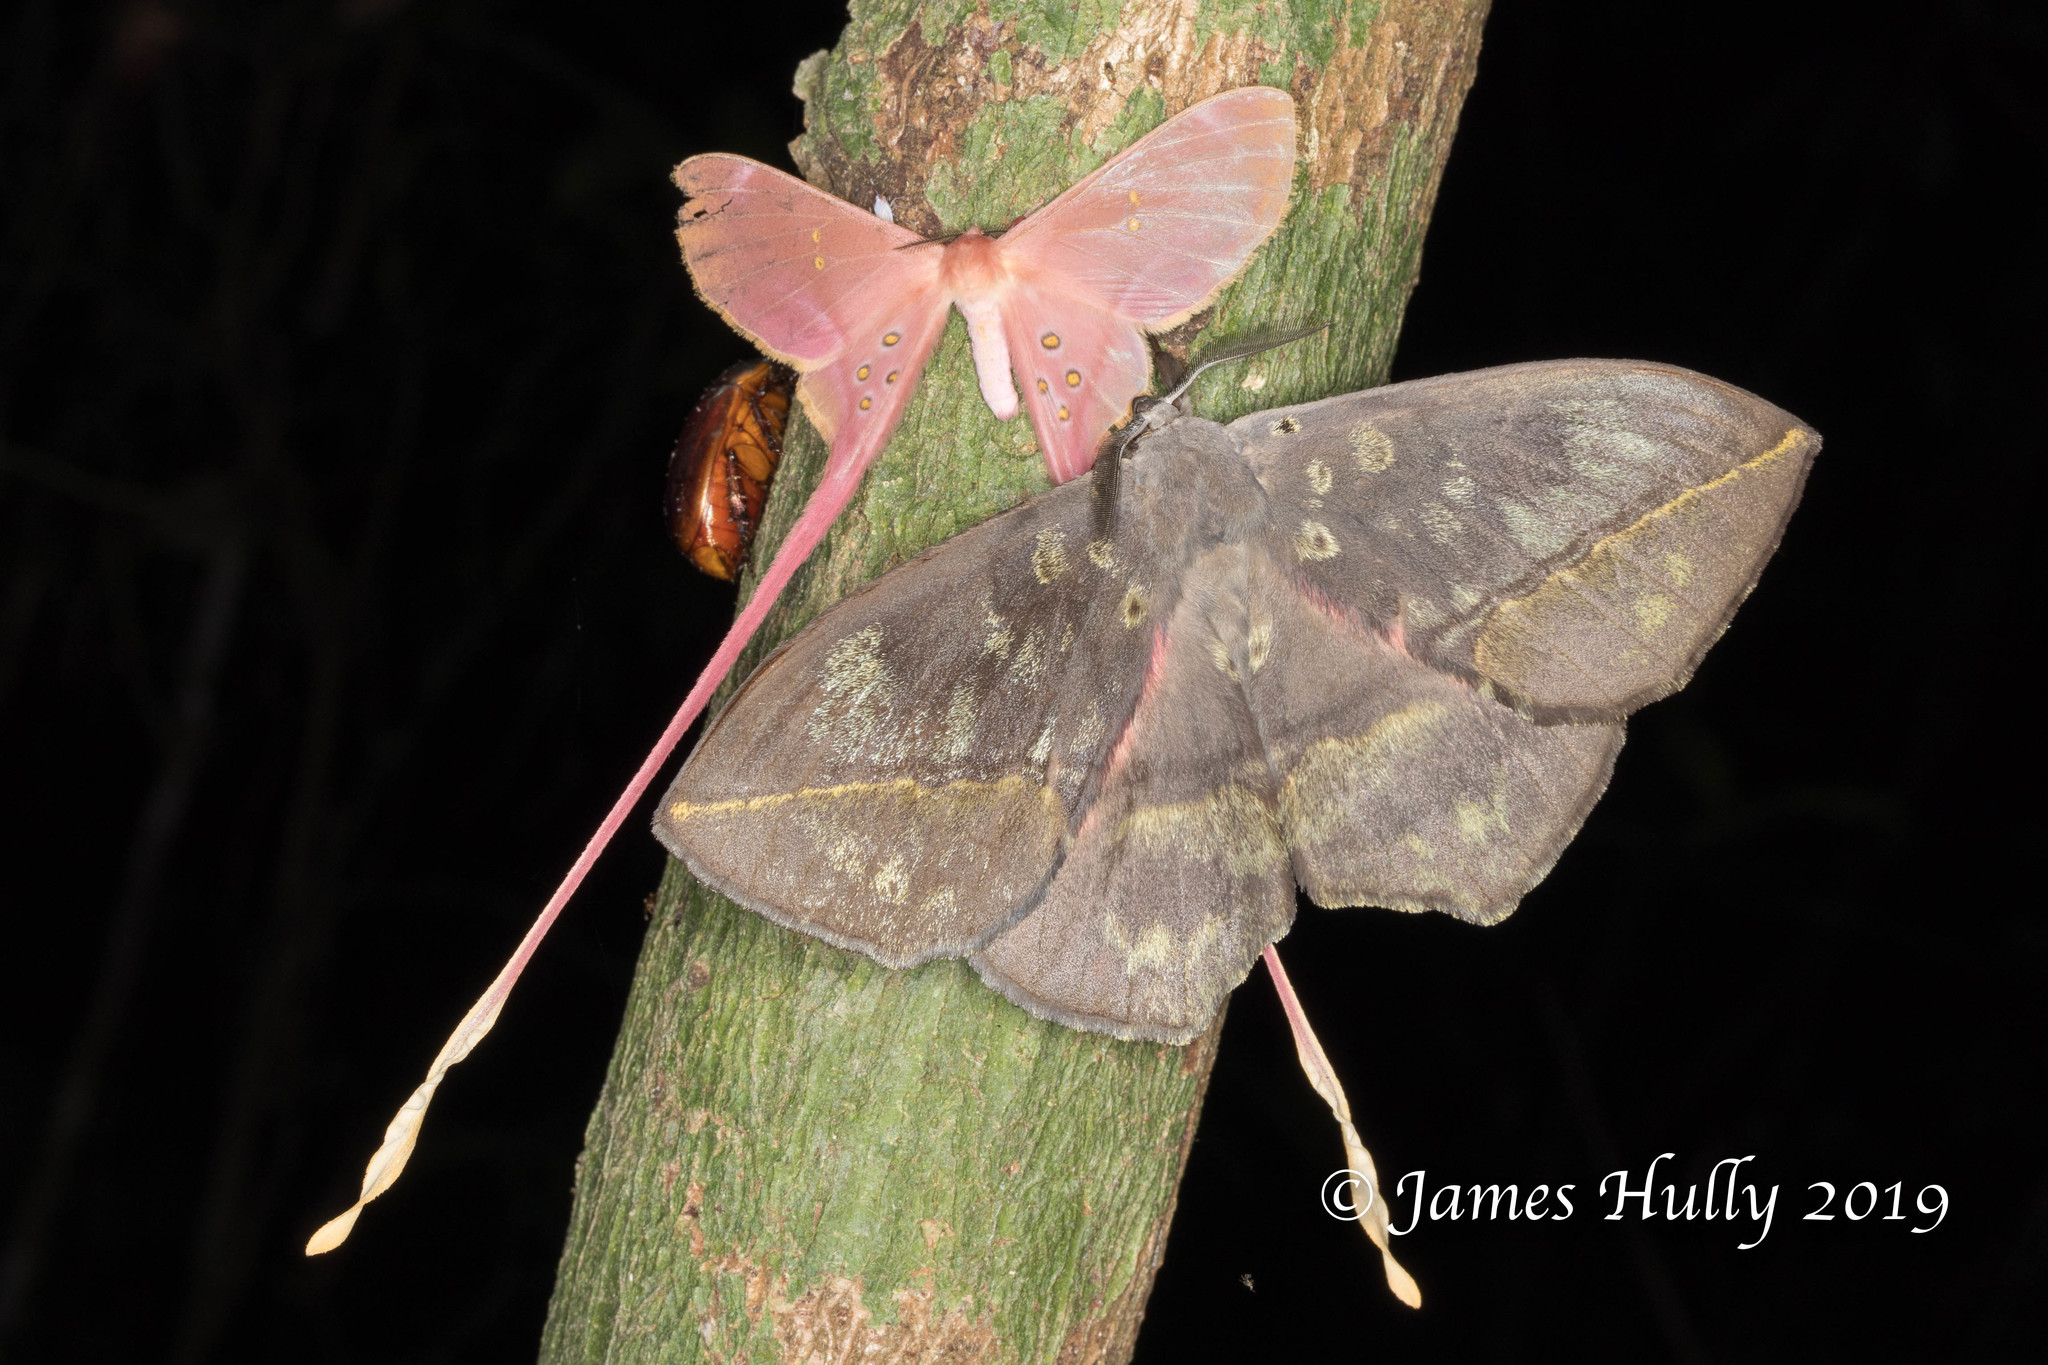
[540,1,1488,1360]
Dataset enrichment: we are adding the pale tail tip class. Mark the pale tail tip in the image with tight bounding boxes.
[1384,1252,1422,1309]
[305,1205,362,1256]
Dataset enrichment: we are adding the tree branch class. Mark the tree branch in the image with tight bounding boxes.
[541,2,1488,1359]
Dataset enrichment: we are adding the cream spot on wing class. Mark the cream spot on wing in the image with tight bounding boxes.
[1028,721,1055,765]
[1553,397,1665,484]
[814,256,825,270]
[1270,416,1301,436]
[1069,703,1105,756]
[1246,613,1273,674]
[1497,496,1574,559]
[1665,552,1695,587]
[1010,627,1048,685]
[918,887,958,920]
[1420,503,1462,545]
[1209,638,1239,681]
[1295,520,1340,561]
[941,683,979,760]
[1120,584,1148,628]
[1448,583,1484,612]
[981,607,1013,659]
[1059,622,1075,653]
[1106,919,1178,973]
[1454,783,1511,846]
[1099,910,1232,996]
[1031,526,1069,583]
[820,831,867,875]
[1088,539,1115,569]
[1441,474,1476,505]
[1405,832,1436,859]
[1350,423,1395,474]
[1405,597,1445,628]
[1306,460,1333,495]
[806,626,899,761]
[872,856,910,903]
[1634,593,1676,634]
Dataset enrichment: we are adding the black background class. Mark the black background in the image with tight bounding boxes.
[1,1,2040,1361]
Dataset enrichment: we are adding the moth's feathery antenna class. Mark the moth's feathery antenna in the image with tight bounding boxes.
[1099,324,1330,478]
[1164,322,1329,409]
[1088,422,1125,545]
[1263,944,1423,1308]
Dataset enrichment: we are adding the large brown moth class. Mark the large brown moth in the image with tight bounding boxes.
[656,358,1817,1039]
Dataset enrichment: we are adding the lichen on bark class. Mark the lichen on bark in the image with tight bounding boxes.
[540,2,1489,1361]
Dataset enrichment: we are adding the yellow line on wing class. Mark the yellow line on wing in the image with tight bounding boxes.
[668,773,1042,822]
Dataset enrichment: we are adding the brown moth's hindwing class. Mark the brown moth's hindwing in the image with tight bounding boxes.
[1241,546,1623,925]
[971,547,1297,1042]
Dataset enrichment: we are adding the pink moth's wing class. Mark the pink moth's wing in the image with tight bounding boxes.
[674,154,950,448]
[999,87,1298,324]
[994,87,1299,479]
[999,284,1154,483]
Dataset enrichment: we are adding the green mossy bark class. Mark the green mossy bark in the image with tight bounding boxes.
[541,2,1488,1360]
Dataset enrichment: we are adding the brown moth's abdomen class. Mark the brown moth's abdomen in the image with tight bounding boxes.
[664,358,795,581]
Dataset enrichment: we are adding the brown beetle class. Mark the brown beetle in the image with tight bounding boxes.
[664,359,795,581]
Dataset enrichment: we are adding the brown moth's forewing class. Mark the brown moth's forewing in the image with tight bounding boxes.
[1229,360,1818,723]
[658,480,1157,966]
[664,359,795,581]
[657,360,1820,1042]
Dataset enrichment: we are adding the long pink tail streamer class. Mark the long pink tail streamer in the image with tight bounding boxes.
[305,459,864,1255]
[1262,945,1423,1307]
